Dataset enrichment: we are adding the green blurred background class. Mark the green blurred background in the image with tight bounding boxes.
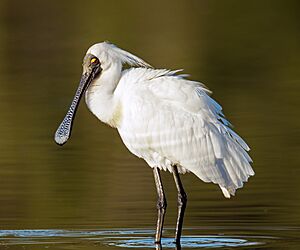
[0,0,299,248]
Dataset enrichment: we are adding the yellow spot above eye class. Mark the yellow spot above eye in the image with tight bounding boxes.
[91,58,97,63]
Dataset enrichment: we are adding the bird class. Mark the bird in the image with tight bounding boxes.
[54,41,254,244]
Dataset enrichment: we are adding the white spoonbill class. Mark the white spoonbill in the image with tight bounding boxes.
[54,42,254,244]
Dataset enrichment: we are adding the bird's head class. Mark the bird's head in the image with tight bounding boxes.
[54,42,151,146]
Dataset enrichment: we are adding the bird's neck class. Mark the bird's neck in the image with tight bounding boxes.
[85,62,123,128]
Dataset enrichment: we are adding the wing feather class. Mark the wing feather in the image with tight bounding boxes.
[117,68,254,198]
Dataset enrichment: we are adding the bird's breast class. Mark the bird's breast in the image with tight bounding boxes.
[107,101,123,128]
[85,88,123,128]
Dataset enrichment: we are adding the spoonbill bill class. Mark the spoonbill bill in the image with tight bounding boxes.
[54,42,254,243]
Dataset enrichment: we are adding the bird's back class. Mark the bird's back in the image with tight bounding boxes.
[115,67,254,198]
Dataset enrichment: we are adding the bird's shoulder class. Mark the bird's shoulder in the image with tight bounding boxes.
[119,67,187,85]
[117,67,207,102]
[117,67,219,115]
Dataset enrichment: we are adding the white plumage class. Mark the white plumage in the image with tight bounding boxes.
[84,42,254,198]
[53,42,255,242]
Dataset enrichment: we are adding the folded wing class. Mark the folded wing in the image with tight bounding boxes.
[117,69,254,198]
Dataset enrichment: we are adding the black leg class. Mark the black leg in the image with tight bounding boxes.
[153,167,167,243]
[172,165,187,244]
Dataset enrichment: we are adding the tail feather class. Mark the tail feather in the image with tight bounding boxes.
[190,124,254,199]
[220,186,232,198]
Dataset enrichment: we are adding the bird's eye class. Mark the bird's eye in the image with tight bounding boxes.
[90,57,99,65]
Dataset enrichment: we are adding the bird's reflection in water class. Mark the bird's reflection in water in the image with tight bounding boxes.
[155,242,181,250]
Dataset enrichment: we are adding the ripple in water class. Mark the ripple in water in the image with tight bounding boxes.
[106,236,261,248]
[0,229,272,248]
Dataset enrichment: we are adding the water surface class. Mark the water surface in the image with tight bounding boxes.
[1,227,299,249]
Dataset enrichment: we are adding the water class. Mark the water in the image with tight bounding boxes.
[0,227,299,249]
[0,0,300,249]
[0,229,263,248]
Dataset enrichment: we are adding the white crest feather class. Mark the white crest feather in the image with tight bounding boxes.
[88,41,152,68]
